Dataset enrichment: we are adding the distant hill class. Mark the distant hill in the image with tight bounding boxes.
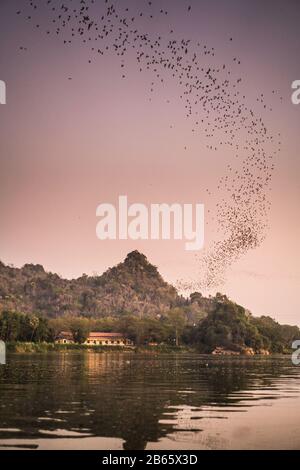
[0,251,299,353]
[0,251,194,318]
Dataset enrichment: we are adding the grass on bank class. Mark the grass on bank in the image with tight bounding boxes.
[6,342,192,354]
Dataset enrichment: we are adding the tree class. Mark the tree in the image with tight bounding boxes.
[116,314,144,345]
[48,317,68,341]
[27,315,40,342]
[70,318,90,344]
[34,317,50,342]
[0,311,22,342]
[195,300,268,353]
[166,308,186,347]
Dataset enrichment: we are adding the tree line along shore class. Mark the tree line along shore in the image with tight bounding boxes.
[1,297,299,355]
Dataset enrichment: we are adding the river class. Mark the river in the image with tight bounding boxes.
[0,352,299,450]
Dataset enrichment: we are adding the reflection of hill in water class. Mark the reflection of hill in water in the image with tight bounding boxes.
[0,353,299,450]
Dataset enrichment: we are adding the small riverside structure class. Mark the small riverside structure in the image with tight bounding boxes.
[56,331,133,346]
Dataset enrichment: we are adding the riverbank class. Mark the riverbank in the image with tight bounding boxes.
[6,342,195,354]
[6,342,134,353]
[5,342,292,355]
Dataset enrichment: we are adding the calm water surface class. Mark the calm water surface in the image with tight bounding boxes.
[0,353,299,450]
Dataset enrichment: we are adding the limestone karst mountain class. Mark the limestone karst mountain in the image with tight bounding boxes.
[0,251,190,318]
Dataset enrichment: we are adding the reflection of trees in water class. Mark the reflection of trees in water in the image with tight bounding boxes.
[0,353,298,450]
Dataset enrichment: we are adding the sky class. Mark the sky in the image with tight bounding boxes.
[0,0,299,325]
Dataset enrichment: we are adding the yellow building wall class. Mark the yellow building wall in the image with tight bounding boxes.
[84,338,129,346]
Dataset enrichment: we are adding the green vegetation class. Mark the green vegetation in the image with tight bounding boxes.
[0,252,299,354]
[1,297,299,354]
[251,316,300,353]
[196,299,300,354]
[0,252,184,318]
[6,342,134,353]
[0,308,201,347]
